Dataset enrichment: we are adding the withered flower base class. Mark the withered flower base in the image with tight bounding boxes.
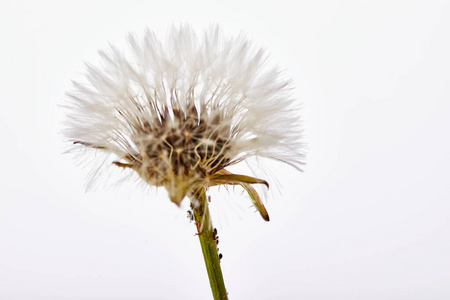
[64,26,304,300]
[110,104,270,220]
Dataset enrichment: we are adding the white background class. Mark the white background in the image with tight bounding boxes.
[1,0,450,299]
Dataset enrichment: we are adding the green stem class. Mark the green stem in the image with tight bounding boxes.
[191,188,228,300]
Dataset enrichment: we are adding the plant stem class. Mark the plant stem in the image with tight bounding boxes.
[191,188,228,300]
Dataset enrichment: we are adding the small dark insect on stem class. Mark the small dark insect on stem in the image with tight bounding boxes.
[212,227,220,245]
[187,210,194,222]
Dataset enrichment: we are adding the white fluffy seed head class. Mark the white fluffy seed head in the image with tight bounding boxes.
[64,25,305,206]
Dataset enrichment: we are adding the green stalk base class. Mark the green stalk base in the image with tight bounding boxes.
[191,188,228,300]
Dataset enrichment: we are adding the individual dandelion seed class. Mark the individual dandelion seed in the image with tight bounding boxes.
[63,25,304,299]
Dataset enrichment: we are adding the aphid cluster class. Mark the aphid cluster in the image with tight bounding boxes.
[213,227,223,261]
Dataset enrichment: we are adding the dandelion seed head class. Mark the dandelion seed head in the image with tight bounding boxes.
[64,25,305,209]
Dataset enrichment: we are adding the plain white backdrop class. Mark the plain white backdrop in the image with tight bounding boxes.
[1,0,449,299]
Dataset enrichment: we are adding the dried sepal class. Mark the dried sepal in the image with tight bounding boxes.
[239,182,270,222]
[209,173,269,188]
[215,169,270,221]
